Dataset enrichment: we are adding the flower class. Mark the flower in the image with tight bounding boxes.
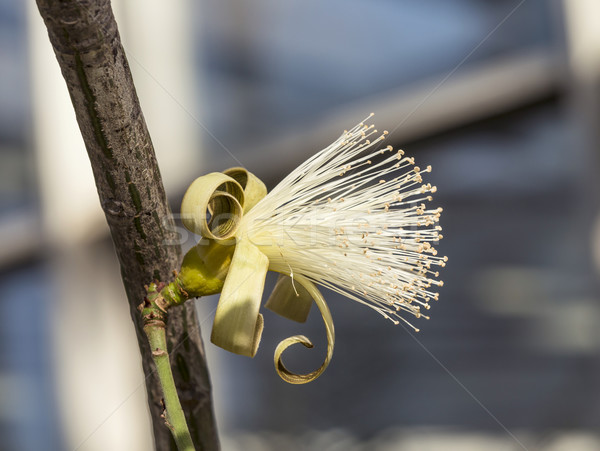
[237,113,446,330]
[179,114,446,383]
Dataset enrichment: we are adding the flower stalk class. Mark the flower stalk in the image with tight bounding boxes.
[144,324,194,451]
[140,280,193,450]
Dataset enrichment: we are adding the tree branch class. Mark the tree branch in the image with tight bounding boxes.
[34,1,219,449]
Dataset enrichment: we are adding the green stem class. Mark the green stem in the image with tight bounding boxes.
[144,323,195,451]
[141,279,193,450]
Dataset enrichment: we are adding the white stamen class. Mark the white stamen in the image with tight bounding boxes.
[238,115,446,327]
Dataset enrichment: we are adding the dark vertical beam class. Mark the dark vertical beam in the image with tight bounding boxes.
[34,1,219,449]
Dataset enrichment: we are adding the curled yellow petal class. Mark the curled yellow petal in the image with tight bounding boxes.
[180,172,245,240]
[223,167,267,212]
[210,238,268,357]
[274,275,335,384]
[178,238,236,297]
[265,274,313,323]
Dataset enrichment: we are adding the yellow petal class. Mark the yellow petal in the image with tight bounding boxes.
[274,275,335,384]
[180,173,245,240]
[178,238,236,297]
[223,167,267,212]
[210,238,268,357]
[265,274,313,323]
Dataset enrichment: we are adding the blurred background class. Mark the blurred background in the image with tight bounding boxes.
[1,0,600,449]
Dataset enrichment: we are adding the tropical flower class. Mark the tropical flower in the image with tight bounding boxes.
[179,114,446,383]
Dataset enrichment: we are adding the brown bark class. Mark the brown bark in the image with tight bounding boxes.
[34,1,219,449]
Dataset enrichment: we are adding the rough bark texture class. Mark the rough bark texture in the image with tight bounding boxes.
[34,1,219,450]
